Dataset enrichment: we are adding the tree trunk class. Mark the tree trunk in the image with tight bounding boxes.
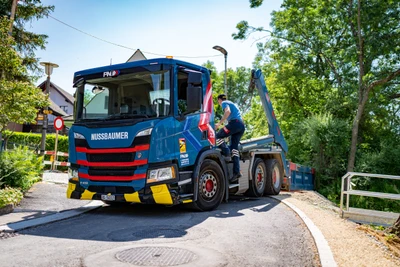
[386,215,400,237]
[347,90,369,172]
[347,0,365,172]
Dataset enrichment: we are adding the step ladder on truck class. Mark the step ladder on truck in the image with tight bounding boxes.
[66,58,291,211]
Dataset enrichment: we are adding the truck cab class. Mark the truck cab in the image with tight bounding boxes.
[67,58,287,211]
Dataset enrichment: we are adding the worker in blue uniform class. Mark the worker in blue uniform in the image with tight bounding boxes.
[215,94,245,183]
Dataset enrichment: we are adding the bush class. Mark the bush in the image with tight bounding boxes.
[351,139,400,212]
[287,113,351,202]
[0,146,43,191]
[0,187,23,208]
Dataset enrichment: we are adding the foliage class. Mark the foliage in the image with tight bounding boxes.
[233,0,400,172]
[349,139,400,212]
[242,96,268,139]
[0,186,23,208]
[356,138,400,176]
[0,0,54,74]
[287,114,351,202]
[0,146,43,191]
[0,16,49,136]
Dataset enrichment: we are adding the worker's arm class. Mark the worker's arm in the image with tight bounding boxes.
[215,105,231,129]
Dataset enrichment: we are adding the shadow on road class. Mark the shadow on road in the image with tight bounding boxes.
[20,196,283,242]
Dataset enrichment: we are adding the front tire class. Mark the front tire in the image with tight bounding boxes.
[264,159,283,195]
[246,158,267,197]
[192,159,225,211]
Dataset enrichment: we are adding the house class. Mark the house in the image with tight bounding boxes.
[14,81,74,133]
[37,81,74,117]
[126,49,147,62]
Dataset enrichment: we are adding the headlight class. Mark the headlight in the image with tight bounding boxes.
[136,128,153,137]
[68,168,79,181]
[147,167,175,183]
[74,132,85,139]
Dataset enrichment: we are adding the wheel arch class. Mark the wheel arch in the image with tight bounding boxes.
[192,149,228,202]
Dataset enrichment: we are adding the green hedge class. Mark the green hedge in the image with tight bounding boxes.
[4,130,69,153]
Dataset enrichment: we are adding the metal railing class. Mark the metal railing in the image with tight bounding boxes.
[340,172,400,215]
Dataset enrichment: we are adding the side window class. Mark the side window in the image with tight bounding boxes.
[177,69,202,115]
[177,71,188,115]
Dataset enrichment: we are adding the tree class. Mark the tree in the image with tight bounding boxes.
[0,16,48,142]
[0,0,54,74]
[233,0,400,172]
[202,61,263,138]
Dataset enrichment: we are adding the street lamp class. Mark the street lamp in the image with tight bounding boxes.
[213,45,228,97]
[39,62,59,155]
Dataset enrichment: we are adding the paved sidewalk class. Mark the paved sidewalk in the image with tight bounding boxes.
[0,172,102,232]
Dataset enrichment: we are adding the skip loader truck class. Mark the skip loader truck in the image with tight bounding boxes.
[67,58,289,211]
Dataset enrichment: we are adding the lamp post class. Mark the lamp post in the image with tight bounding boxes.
[39,62,59,155]
[213,45,228,97]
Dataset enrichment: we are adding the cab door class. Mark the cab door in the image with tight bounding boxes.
[173,66,215,169]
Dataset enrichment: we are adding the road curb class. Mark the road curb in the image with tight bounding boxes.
[270,196,337,267]
[0,200,103,233]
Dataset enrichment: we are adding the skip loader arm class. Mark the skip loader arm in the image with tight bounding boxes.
[249,69,288,154]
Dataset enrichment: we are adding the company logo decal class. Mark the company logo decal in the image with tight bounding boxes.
[179,138,186,153]
[103,70,120,77]
[91,132,128,140]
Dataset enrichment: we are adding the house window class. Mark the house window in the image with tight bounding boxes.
[60,105,68,114]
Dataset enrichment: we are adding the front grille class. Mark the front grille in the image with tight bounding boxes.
[88,185,135,194]
[87,153,135,162]
[88,167,137,176]
[133,135,151,146]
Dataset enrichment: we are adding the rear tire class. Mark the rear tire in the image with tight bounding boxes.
[191,159,225,211]
[264,159,283,195]
[246,158,267,197]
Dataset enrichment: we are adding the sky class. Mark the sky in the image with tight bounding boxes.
[30,0,283,95]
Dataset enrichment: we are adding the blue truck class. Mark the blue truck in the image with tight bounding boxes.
[67,58,289,211]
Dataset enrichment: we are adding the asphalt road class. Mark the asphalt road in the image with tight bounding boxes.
[0,197,319,267]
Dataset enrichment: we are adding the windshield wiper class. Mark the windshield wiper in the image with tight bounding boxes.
[106,114,149,120]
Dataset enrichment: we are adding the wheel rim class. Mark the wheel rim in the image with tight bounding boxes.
[200,172,218,200]
[273,165,280,188]
[256,164,265,192]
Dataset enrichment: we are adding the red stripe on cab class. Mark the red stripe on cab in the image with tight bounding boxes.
[77,159,148,167]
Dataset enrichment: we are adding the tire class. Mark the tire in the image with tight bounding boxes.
[192,159,225,211]
[245,158,267,197]
[264,159,283,195]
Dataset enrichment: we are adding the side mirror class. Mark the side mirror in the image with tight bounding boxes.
[92,85,105,94]
[186,85,202,113]
[188,71,202,86]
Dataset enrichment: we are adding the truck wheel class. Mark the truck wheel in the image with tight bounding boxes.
[192,159,225,211]
[264,159,283,195]
[245,158,267,197]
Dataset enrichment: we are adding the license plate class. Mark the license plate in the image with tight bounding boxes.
[101,194,115,201]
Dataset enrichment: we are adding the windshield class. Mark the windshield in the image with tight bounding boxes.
[75,65,172,121]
